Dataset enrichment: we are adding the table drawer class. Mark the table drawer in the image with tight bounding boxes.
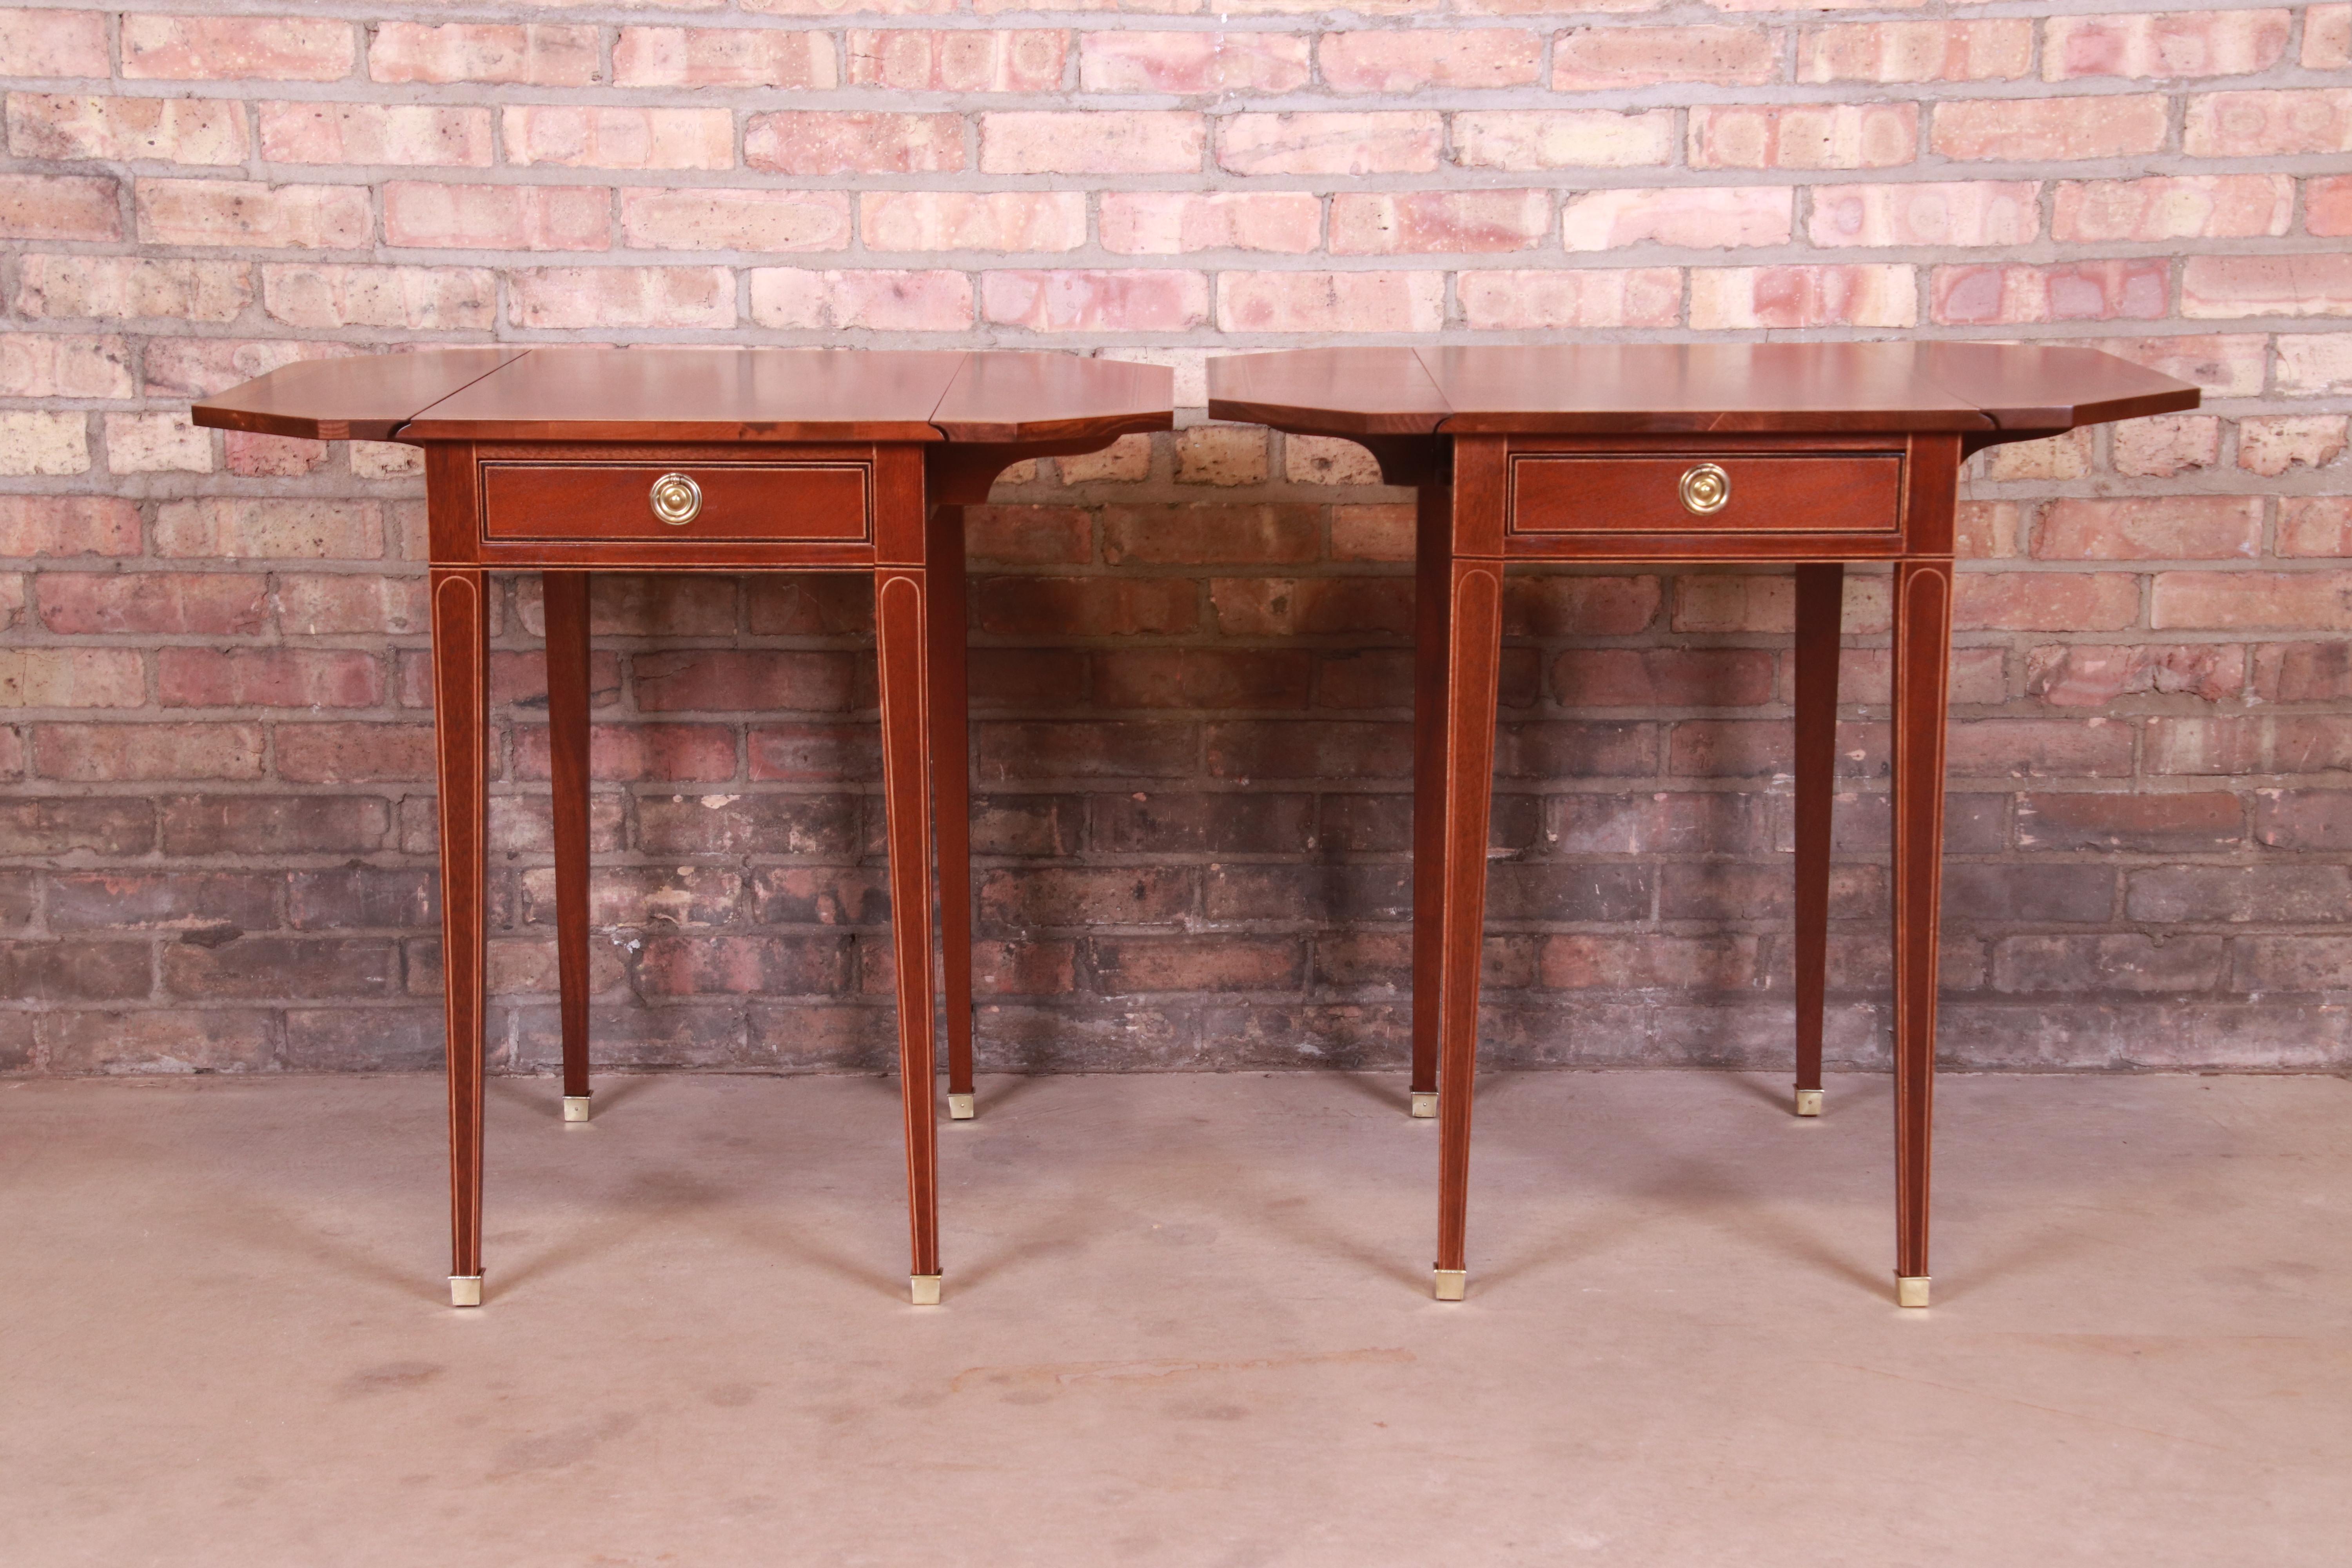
[1510,454,1902,537]
[480,461,870,544]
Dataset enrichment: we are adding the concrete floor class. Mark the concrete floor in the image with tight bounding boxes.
[1,1069,2346,1567]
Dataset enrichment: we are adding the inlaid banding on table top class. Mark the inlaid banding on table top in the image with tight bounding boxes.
[191,347,1176,448]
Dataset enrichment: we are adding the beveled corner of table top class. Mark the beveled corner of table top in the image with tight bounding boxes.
[191,347,1175,448]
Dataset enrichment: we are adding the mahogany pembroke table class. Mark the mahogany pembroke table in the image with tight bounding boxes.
[1210,342,2199,1307]
[194,348,1174,1308]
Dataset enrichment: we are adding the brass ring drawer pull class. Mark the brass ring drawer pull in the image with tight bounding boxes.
[649,472,701,526]
[1678,463,1730,515]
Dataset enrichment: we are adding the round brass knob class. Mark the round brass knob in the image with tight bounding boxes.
[649,472,701,526]
[1679,463,1730,516]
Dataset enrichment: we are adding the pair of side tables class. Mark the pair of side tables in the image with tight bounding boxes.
[194,343,2198,1310]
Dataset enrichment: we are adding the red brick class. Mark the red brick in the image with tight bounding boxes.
[0,10,109,76]
[633,650,855,714]
[1331,190,1550,254]
[123,15,355,81]
[368,23,598,86]
[2183,90,2352,155]
[2237,416,2347,477]
[1690,103,1917,169]
[2127,866,2351,924]
[383,181,608,250]
[980,868,1191,930]
[2149,714,2352,773]
[1079,32,1308,92]
[2252,793,2352,851]
[1553,649,1775,708]
[1561,187,1790,251]
[1323,29,1543,90]
[963,506,1092,566]
[1993,935,2226,993]
[1217,271,1444,333]
[0,174,121,242]
[159,649,383,709]
[514,723,737,783]
[1932,260,2168,325]
[1100,192,1320,254]
[1,941,153,1002]
[849,28,1063,89]
[1692,265,1915,329]
[1101,504,1318,565]
[137,179,370,250]
[1332,504,1414,562]
[972,940,1076,996]
[746,113,964,176]
[984,112,1203,174]
[2279,497,2352,557]
[35,723,265,782]
[2310,4,2352,68]
[1809,181,2037,247]
[1211,578,1412,636]
[0,649,143,709]
[2053,174,2292,243]
[979,722,1195,781]
[1554,25,1777,89]
[1094,650,1311,710]
[637,936,851,998]
[864,191,1087,253]
[2025,643,2244,707]
[1218,113,1442,176]
[1933,94,2169,160]
[2112,415,2222,477]
[2312,176,2352,237]
[984,270,1208,332]
[1508,576,1661,636]
[501,107,732,172]
[1800,20,2033,81]
[1090,936,1303,993]
[508,268,733,330]
[1461,267,1680,329]
[620,188,850,252]
[1947,719,2136,779]
[1539,935,1761,991]
[13,255,251,323]
[2152,572,2352,630]
[1208,720,1411,781]
[1453,110,1675,170]
[48,871,281,932]
[978,577,1196,637]
[258,102,489,167]
[276,573,426,635]
[11,94,250,165]
[2046,10,2290,80]
[154,497,381,560]
[274,723,432,782]
[613,27,837,89]
[2017,792,2244,852]
[2182,253,2352,318]
[0,496,139,557]
[1956,572,2140,631]
[39,573,265,635]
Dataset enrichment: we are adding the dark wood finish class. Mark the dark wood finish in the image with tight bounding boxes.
[543,571,593,1109]
[430,568,488,1289]
[1408,483,1451,1107]
[482,461,871,544]
[195,350,1171,1307]
[1209,342,2199,439]
[1510,452,1902,537]
[1433,551,1505,1281]
[1791,563,1843,1106]
[927,506,976,1106]
[188,348,524,442]
[1209,345,2195,1307]
[875,563,941,1282]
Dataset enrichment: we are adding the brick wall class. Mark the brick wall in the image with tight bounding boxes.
[2,4,2347,1077]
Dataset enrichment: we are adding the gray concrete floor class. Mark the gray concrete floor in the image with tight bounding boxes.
[1,1068,2347,1566]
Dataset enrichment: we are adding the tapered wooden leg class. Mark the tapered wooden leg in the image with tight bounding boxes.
[876,565,942,1303]
[1890,559,1952,1307]
[1433,555,1504,1300]
[431,568,488,1307]
[1791,562,1843,1120]
[1408,484,1452,1120]
[543,571,593,1124]
[926,507,976,1121]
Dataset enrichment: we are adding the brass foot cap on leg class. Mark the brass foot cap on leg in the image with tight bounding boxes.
[1794,1089,1824,1118]
[450,1276,483,1308]
[1410,1092,1438,1120]
[910,1274,942,1307]
[563,1095,590,1124]
[1896,1276,1931,1309]
[1433,1269,1466,1302]
[947,1093,975,1121]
